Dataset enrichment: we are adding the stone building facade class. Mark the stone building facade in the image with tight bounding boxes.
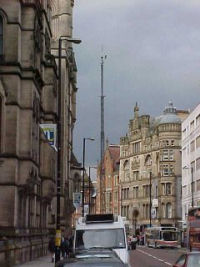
[51,0,79,232]
[182,103,200,221]
[96,144,120,215]
[0,0,79,264]
[120,102,188,234]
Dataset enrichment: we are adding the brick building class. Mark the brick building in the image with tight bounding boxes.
[96,144,120,215]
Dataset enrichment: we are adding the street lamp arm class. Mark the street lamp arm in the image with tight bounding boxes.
[59,36,82,44]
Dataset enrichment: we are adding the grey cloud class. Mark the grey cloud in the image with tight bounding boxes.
[73,0,200,165]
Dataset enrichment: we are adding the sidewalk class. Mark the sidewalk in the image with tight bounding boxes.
[15,255,55,267]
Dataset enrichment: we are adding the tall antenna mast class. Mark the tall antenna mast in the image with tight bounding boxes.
[100,54,106,213]
[100,55,106,161]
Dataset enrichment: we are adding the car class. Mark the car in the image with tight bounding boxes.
[173,252,200,267]
[55,250,129,266]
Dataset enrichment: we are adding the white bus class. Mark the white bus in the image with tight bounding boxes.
[145,226,181,248]
[74,214,130,266]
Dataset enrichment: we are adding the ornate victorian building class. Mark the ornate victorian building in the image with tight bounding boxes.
[0,0,79,264]
[120,102,188,233]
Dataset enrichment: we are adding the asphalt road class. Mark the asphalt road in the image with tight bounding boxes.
[129,246,186,267]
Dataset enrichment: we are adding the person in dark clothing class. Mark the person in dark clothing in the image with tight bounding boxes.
[61,237,70,258]
[48,237,55,262]
[68,235,74,254]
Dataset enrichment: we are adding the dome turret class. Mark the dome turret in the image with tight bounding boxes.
[156,101,181,125]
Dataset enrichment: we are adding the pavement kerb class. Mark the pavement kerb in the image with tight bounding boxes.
[14,255,55,267]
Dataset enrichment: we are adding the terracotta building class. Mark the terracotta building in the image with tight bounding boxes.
[120,102,188,234]
[0,0,79,264]
[96,144,120,215]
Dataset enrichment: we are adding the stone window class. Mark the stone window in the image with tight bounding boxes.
[197,180,200,191]
[190,120,195,132]
[162,203,165,218]
[196,136,200,149]
[196,158,200,170]
[161,149,174,161]
[121,205,129,219]
[0,15,3,58]
[166,203,172,218]
[166,183,172,195]
[190,140,195,152]
[196,114,200,126]
[122,188,129,200]
[133,171,139,181]
[161,164,174,176]
[133,186,139,199]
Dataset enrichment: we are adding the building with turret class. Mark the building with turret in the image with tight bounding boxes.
[120,102,188,234]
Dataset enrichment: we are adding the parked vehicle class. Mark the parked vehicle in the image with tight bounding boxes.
[173,252,200,267]
[74,214,130,266]
[187,207,200,251]
[145,226,180,248]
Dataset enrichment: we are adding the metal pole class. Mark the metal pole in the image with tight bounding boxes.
[55,38,62,263]
[191,167,194,208]
[82,138,86,217]
[89,167,91,214]
[100,56,105,162]
[149,171,152,227]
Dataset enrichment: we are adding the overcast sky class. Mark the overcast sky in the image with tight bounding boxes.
[73,0,200,167]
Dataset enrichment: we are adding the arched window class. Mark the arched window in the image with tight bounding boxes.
[0,15,3,57]
[145,154,152,166]
[166,203,172,218]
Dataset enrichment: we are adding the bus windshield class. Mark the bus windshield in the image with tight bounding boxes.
[75,229,126,250]
[161,231,178,241]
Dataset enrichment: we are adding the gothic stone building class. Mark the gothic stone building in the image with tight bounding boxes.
[120,102,188,234]
[0,0,79,264]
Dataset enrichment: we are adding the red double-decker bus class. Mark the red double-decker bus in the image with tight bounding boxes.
[188,207,200,251]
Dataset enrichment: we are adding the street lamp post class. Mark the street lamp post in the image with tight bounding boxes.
[149,171,152,227]
[82,138,95,217]
[191,167,194,208]
[142,170,152,227]
[55,36,81,264]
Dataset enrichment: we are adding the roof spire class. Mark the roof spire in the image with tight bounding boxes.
[134,102,139,118]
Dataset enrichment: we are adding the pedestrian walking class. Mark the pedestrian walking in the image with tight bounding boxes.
[48,237,55,262]
[61,237,70,258]
[131,235,137,250]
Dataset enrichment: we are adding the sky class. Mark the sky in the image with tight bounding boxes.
[72,0,200,167]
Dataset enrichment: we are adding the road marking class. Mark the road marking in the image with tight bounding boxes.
[137,249,171,266]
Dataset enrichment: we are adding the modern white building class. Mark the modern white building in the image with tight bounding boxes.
[182,104,200,221]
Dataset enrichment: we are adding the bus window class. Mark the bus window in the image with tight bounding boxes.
[162,231,178,241]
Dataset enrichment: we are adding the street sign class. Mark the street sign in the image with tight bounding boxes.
[73,193,82,209]
[40,124,57,148]
[152,199,158,207]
